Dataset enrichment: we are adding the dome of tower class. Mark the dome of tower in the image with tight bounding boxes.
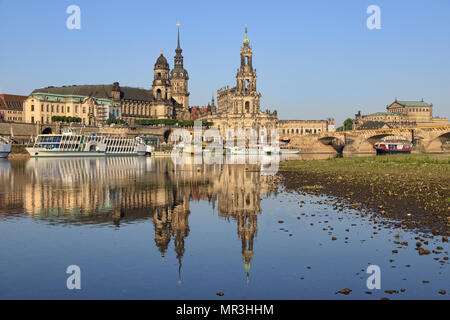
[155,52,169,70]
[170,67,189,80]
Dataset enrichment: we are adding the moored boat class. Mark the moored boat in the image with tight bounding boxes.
[373,141,412,154]
[26,131,146,158]
[0,136,12,158]
[279,146,301,154]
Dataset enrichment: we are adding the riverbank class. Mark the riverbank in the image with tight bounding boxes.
[279,154,450,236]
[7,145,30,160]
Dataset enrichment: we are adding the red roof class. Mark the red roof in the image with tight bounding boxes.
[0,94,27,111]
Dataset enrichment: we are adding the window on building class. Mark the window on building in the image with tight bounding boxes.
[68,107,70,113]
[51,105,54,112]
[57,105,59,113]
[31,116,34,123]
[31,105,34,111]
[75,106,78,113]
[41,105,44,112]
[62,106,64,113]
[83,107,86,113]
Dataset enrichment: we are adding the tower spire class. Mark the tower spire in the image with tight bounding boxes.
[176,23,181,49]
[243,24,250,47]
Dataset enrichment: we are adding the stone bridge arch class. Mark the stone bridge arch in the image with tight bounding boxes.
[318,136,345,152]
[421,130,450,153]
[343,131,413,155]
[366,133,398,145]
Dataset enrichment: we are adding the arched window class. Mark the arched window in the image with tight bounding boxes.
[156,89,162,100]
[245,101,250,112]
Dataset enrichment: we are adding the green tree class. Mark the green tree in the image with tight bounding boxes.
[337,118,353,131]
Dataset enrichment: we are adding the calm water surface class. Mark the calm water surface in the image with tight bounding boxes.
[0,156,448,299]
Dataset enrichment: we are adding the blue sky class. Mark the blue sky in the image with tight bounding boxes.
[0,0,449,126]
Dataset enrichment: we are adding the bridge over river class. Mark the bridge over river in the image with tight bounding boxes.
[294,125,450,155]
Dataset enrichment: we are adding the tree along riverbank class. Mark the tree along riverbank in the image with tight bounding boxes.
[279,154,450,237]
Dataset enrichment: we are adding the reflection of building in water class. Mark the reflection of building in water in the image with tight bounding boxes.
[4,157,278,282]
[0,160,25,214]
[215,164,278,282]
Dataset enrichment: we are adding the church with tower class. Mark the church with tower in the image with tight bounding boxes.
[24,25,192,125]
[24,24,334,135]
[197,26,278,138]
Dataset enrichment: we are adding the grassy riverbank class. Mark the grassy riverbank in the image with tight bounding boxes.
[279,154,450,236]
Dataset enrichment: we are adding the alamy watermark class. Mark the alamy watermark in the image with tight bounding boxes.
[66,265,81,290]
[170,121,280,175]
[366,264,381,290]
[66,5,81,30]
[366,5,381,30]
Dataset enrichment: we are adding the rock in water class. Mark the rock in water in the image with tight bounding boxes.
[336,288,352,295]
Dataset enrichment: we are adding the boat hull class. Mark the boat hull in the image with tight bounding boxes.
[26,148,141,158]
[0,144,12,158]
[279,150,300,155]
[375,149,411,155]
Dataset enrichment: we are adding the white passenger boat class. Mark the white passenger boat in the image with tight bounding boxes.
[0,136,12,158]
[279,146,301,154]
[226,145,277,155]
[26,131,146,158]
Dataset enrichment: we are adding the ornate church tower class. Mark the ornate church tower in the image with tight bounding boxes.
[152,51,173,118]
[235,25,261,114]
[170,24,190,111]
[152,51,171,101]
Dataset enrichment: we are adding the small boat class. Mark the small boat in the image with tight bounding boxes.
[151,150,172,157]
[0,136,12,158]
[226,146,247,155]
[225,145,277,155]
[279,146,301,154]
[135,135,156,156]
[373,141,412,155]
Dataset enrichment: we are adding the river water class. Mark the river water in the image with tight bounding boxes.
[0,156,448,299]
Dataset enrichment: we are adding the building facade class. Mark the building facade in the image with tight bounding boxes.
[0,94,25,122]
[353,99,449,130]
[278,119,335,136]
[23,87,121,125]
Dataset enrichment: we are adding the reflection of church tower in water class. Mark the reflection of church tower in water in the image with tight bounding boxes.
[151,190,191,283]
[238,209,258,284]
[216,164,266,283]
